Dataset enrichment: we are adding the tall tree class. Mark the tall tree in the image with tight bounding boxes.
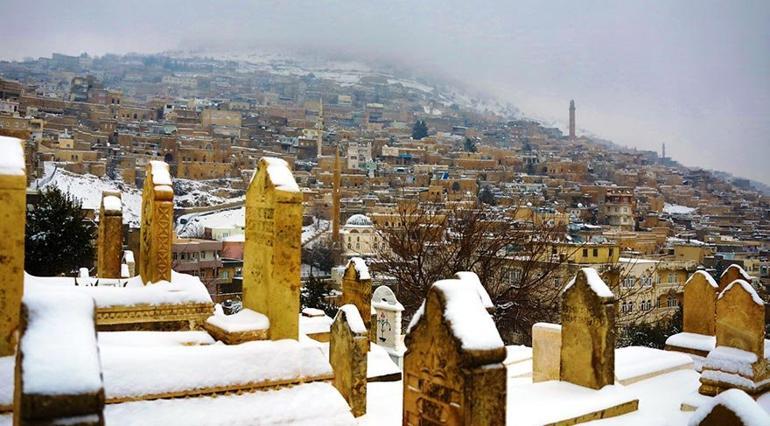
[25,186,95,276]
[411,120,428,140]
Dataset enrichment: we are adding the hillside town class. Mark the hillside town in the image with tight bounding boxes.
[0,50,769,425]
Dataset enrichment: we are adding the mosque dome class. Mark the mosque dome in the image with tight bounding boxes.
[345,214,373,227]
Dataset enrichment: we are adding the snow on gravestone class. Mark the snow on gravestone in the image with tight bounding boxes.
[0,136,25,357]
[560,267,617,390]
[139,161,173,284]
[719,264,752,292]
[15,290,104,424]
[403,275,506,426]
[688,388,770,426]
[329,304,368,417]
[98,191,123,279]
[342,257,372,348]
[371,285,405,354]
[699,279,768,396]
[242,157,302,340]
[683,271,719,336]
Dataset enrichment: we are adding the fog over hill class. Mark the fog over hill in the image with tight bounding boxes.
[1,0,768,184]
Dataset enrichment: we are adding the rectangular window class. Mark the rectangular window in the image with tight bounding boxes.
[583,248,588,257]
[592,248,598,257]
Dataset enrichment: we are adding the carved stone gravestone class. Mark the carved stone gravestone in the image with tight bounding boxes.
[560,267,617,390]
[139,161,173,284]
[329,304,368,417]
[683,271,719,336]
[342,257,372,344]
[403,274,507,426]
[97,191,123,278]
[242,157,302,340]
[700,279,768,396]
[0,136,25,357]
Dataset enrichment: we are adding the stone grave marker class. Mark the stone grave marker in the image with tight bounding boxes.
[560,267,617,390]
[242,157,302,340]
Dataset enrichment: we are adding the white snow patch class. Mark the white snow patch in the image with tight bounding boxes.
[98,331,215,347]
[104,382,355,425]
[564,267,615,299]
[347,257,370,280]
[338,304,367,335]
[149,160,172,186]
[686,270,718,289]
[453,271,494,310]
[20,289,102,396]
[433,277,504,351]
[689,388,770,426]
[0,356,12,408]
[665,332,716,353]
[0,136,25,176]
[25,271,212,308]
[719,279,764,305]
[664,203,696,215]
[206,308,269,333]
[100,339,332,399]
[367,344,401,379]
[300,313,333,336]
[720,264,753,282]
[102,195,122,213]
[614,347,693,383]
[262,157,299,192]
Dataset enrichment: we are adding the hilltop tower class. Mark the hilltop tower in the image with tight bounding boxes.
[332,147,341,243]
[316,98,324,158]
[662,142,666,160]
[569,100,576,140]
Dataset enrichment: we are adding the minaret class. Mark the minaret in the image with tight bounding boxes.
[316,98,324,158]
[662,142,666,160]
[569,100,576,140]
[332,147,341,243]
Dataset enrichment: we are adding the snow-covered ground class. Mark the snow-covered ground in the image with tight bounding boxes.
[664,203,696,215]
[34,163,143,226]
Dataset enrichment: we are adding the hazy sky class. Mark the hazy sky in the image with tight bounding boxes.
[2,1,768,183]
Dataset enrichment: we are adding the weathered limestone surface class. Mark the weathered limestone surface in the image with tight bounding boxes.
[560,268,617,390]
[342,258,372,341]
[699,279,769,396]
[532,322,562,383]
[242,157,302,340]
[0,136,26,357]
[329,305,368,417]
[403,277,507,426]
[371,285,404,352]
[139,161,173,284]
[97,191,123,278]
[682,271,718,336]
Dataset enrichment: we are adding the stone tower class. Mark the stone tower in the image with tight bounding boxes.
[316,98,324,158]
[569,100,576,140]
[332,147,341,243]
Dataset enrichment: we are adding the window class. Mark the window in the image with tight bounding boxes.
[592,248,598,257]
[642,277,653,287]
[668,273,676,284]
[667,296,678,308]
[622,277,635,288]
[582,248,588,257]
[609,248,614,257]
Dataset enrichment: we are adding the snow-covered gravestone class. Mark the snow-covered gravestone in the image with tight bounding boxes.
[15,291,104,425]
[0,136,25,356]
[719,264,752,292]
[683,271,719,336]
[371,285,405,354]
[97,191,123,278]
[242,157,302,340]
[342,257,372,346]
[699,279,769,396]
[330,304,368,417]
[139,161,173,284]
[403,274,507,426]
[532,322,562,382]
[560,267,617,390]
[689,388,770,426]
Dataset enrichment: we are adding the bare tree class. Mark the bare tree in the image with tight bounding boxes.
[373,201,574,344]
